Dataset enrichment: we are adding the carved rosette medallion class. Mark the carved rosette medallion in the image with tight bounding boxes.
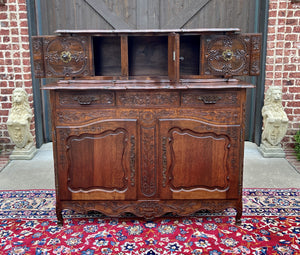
[204,35,250,77]
[43,36,91,77]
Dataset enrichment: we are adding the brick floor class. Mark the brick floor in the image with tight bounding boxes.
[285,148,300,174]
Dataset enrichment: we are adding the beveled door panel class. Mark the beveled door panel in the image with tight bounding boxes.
[169,128,229,190]
[159,119,240,200]
[56,119,137,200]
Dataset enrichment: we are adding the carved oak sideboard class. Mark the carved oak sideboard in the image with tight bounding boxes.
[32,29,261,225]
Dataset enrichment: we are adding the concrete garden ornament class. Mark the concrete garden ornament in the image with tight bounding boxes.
[259,86,288,158]
[7,88,36,159]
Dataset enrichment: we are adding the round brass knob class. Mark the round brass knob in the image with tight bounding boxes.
[222,49,233,61]
[60,51,72,63]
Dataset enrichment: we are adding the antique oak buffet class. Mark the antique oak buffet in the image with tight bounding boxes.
[32,29,261,225]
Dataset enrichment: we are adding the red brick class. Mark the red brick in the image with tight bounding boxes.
[287,101,300,108]
[22,59,30,65]
[19,12,27,20]
[268,18,276,26]
[14,67,21,73]
[285,26,292,33]
[13,59,20,65]
[278,10,286,17]
[11,28,19,35]
[11,37,20,43]
[277,33,285,40]
[0,29,9,36]
[14,74,22,80]
[278,18,286,25]
[18,4,27,11]
[293,26,300,33]
[290,72,300,78]
[267,49,274,56]
[22,44,29,50]
[294,108,300,114]
[279,2,287,9]
[8,5,16,11]
[277,26,285,33]
[284,65,296,71]
[269,2,278,9]
[0,13,8,19]
[273,80,282,86]
[1,103,12,109]
[285,34,297,41]
[286,19,297,25]
[23,73,32,80]
[20,20,28,27]
[10,21,18,27]
[282,93,294,100]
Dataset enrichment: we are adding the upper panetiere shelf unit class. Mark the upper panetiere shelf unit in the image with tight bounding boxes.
[32,29,261,81]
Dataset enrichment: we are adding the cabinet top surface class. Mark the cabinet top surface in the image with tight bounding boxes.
[43,79,254,90]
[55,28,240,35]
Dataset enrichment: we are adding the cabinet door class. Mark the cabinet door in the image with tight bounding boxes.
[55,120,137,201]
[159,119,241,200]
[32,35,93,78]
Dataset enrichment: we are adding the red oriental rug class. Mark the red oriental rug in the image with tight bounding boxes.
[0,189,299,254]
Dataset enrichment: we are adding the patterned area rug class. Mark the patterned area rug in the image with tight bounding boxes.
[0,189,299,254]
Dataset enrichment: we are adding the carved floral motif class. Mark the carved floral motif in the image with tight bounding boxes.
[43,36,90,77]
[118,92,179,107]
[204,35,250,77]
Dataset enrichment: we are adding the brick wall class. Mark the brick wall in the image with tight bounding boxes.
[0,0,35,152]
[265,0,300,148]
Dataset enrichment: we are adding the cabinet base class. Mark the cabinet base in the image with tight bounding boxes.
[56,199,242,226]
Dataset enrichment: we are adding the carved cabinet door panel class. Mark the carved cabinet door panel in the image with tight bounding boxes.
[159,119,241,200]
[32,35,93,78]
[55,119,137,201]
[202,34,261,78]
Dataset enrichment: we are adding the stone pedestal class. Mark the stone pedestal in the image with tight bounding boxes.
[258,143,286,158]
[9,146,37,160]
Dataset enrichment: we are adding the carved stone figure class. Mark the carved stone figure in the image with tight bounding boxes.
[259,86,288,158]
[7,88,37,159]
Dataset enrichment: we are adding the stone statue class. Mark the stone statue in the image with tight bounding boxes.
[7,88,36,159]
[259,86,288,158]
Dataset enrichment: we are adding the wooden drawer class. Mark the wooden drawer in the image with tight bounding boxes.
[116,91,180,107]
[57,90,115,108]
[181,90,239,107]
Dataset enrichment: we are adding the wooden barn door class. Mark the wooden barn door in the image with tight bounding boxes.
[30,0,267,143]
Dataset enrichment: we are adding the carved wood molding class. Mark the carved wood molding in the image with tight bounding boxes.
[61,199,241,219]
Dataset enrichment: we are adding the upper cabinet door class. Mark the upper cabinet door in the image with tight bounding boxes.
[202,34,261,78]
[32,35,93,78]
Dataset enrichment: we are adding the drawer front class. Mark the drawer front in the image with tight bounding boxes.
[181,90,240,107]
[57,91,115,108]
[116,91,180,107]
